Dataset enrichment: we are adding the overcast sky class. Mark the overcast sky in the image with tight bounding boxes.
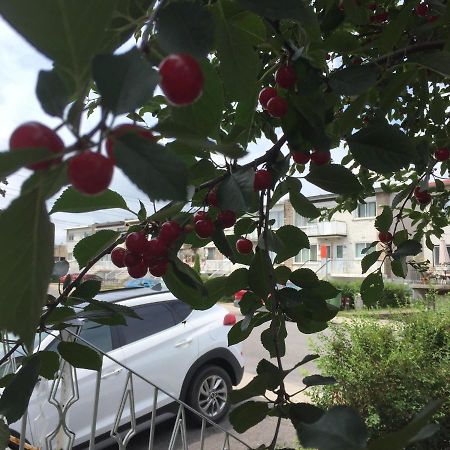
[0,17,334,245]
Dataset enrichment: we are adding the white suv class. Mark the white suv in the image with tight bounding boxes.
[9,288,244,448]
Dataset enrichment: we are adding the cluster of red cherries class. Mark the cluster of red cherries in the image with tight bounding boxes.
[9,53,203,197]
[111,220,182,278]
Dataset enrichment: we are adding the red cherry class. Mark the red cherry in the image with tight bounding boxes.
[351,57,362,65]
[206,190,219,207]
[195,219,215,239]
[378,231,393,243]
[236,238,253,254]
[128,261,148,279]
[111,247,126,268]
[144,238,168,259]
[217,210,236,229]
[415,3,429,17]
[266,96,289,118]
[259,87,277,109]
[68,151,114,195]
[159,221,182,244]
[292,151,311,165]
[126,232,148,254]
[106,124,154,161]
[374,11,389,23]
[434,147,450,162]
[275,65,297,89]
[253,169,273,191]
[10,122,64,170]
[326,53,331,60]
[149,261,168,277]
[414,187,432,205]
[159,54,203,106]
[194,211,209,223]
[310,150,331,166]
[124,251,142,268]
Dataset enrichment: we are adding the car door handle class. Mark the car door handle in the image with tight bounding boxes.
[101,368,122,379]
[175,338,193,347]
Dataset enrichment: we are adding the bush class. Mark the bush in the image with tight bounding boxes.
[309,313,450,449]
[331,280,411,308]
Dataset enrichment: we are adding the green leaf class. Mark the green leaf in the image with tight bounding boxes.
[229,401,269,433]
[297,406,368,450]
[205,276,228,303]
[0,356,40,423]
[225,268,249,296]
[275,266,292,285]
[73,230,120,269]
[239,291,263,315]
[213,0,259,101]
[290,268,319,288]
[290,403,324,426]
[227,312,271,345]
[71,279,102,300]
[368,400,443,450]
[391,258,407,278]
[0,422,9,450]
[0,189,53,349]
[409,51,450,77]
[58,341,102,371]
[275,225,310,264]
[33,351,60,380]
[379,70,415,114]
[21,162,69,200]
[338,93,368,137]
[376,4,414,53]
[217,168,257,214]
[375,207,393,233]
[0,148,53,180]
[392,240,422,259]
[360,271,384,306]
[324,30,360,53]
[36,68,72,117]
[230,11,266,46]
[329,65,379,96]
[234,217,258,236]
[261,318,287,358]
[230,374,269,404]
[212,227,235,262]
[85,299,140,319]
[348,125,416,173]
[163,259,212,310]
[51,187,128,214]
[302,374,337,387]
[288,178,320,219]
[93,47,158,115]
[167,60,224,138]
[361,250,382,274]
[148,201,184,223]
[237,0,318,25]
[114,134,188,201]
[306,164,363,195]
[249,250,273,299]
[0,0,117,88]
[156,1,214,57]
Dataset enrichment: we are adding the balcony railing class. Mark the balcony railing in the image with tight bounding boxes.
[300,221,347,237]
[2,328,251,450]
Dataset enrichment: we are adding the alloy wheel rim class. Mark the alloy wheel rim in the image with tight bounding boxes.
[197,375,228,418]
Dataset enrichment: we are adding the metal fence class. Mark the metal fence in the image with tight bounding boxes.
[2,328,252,450]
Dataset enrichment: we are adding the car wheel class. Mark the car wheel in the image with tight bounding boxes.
[187,365,232,425]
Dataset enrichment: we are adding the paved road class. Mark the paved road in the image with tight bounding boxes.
[120,306,325,450]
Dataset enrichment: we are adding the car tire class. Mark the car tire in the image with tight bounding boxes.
[186,365,232,425]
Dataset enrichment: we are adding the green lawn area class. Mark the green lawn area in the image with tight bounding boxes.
[339,294,449,319]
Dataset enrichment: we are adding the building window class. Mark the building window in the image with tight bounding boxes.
[206,248,215,260]
[433,246,450,266]
[296,214,318,228]
[336,245,344,259]
[68,253,73,261]
[355,243,374,259]
[269,209,284,229]
[355,201,376,218]
[294,245,318,263]
[68,234,74,241]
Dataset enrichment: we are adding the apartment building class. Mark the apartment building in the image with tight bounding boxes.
[64,186,450,282]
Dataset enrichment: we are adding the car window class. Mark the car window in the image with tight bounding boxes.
[45,321,113,354]
[166,300,192,322]
[119,303,176,346]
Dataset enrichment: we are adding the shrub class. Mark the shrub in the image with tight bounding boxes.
[309,313,450,449]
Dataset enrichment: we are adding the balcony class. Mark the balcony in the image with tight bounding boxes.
[301,221,347,237]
